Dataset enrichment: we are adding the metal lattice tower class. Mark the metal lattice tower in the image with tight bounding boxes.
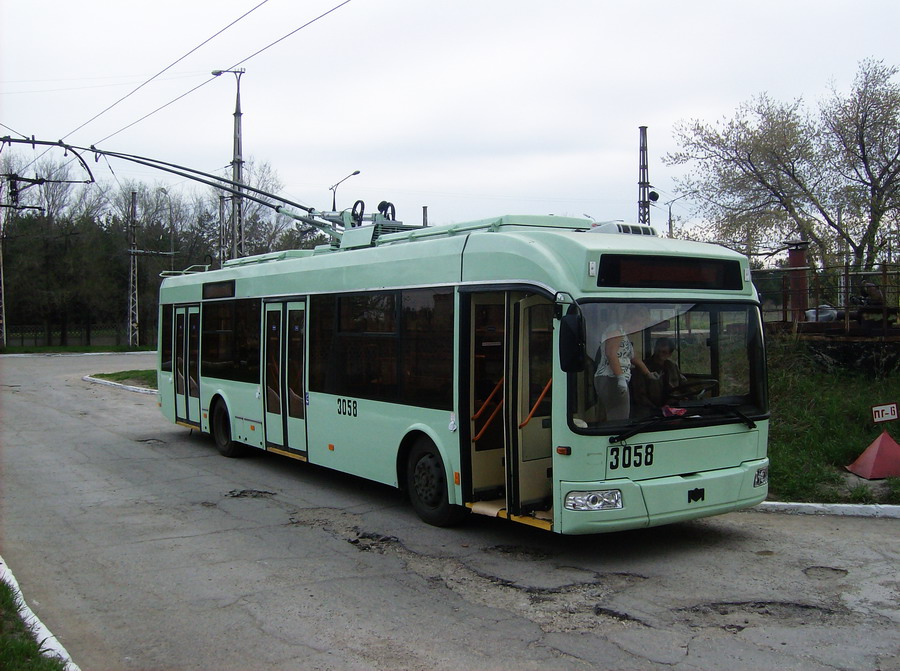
[638,126,651,224]
[127,191,139,347]
[0,197,6,349]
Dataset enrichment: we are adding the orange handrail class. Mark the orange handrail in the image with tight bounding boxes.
[472,399,504,443]
[518,378,552,429]
[472,377,504,420]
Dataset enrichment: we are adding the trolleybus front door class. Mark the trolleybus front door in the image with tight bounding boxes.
[174,305,200,427]
[469,294,507,503]
[510,296,554,515]
[263,301,308,458]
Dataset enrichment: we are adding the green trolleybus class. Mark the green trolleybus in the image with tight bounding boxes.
[157,212,768,534]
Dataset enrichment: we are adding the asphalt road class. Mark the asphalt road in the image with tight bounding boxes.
[1,353,898,670]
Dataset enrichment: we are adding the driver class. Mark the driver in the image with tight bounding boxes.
[632,337,687,415]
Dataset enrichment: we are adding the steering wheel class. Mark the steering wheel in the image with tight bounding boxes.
[669,378,718,400]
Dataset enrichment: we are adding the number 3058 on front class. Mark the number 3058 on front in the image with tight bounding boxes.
[608,444,655,471]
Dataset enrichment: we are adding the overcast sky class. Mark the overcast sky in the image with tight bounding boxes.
[2,1,899,228]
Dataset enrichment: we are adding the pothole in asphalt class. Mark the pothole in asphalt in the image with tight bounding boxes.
[286,506,649,633]
[483,544,554,561]
[227,489,276,499]
[803,565,849,580]
[674,600,845,631]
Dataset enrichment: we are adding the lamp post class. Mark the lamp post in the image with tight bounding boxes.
[329,170,360,211]
[666,192,693,238]
[157,187,175,271]
[212,68,245,258]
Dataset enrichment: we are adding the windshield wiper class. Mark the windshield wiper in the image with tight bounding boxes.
[610,412,690,444]
[609,403,757,444]
[699,403,757,429]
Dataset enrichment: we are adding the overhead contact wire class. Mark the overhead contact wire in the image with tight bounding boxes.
[64,0,272,142]
[94,0,355,146]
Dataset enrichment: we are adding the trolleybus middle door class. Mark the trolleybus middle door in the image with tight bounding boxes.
[264,304,285,448]
[283,302,308,457]
[264,301,308,458]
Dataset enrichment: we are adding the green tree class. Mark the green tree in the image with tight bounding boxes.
[667,59,900,269]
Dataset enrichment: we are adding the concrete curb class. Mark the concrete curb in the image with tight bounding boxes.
[0,555,81,671]
[82,375,158,395]
[753,500,900,519]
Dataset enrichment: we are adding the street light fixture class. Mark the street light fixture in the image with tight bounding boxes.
[329,170,360,211]
[211,68,245,258]
[157,187,175,271]
[666,192,694,238]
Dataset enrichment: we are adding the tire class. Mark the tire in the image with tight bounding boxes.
[406,438,468,527]
[212,400,244,458]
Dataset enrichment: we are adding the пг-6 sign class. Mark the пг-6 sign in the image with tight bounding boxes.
[872,402,898,424]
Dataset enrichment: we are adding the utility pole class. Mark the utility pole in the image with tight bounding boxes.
[0,185,7,348]
[219,194,228,267]
[212,68,245,259]
[127,191,140,347]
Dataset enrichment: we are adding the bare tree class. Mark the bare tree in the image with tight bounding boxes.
[667,59,900,269]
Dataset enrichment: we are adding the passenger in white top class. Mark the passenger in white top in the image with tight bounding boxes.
[594,307,657,420]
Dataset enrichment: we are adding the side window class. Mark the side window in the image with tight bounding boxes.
[309,289,454,409]
[337,292,398,402]
[309,295,335,392]
[201,299,261,383]
[400,288,454,410]
[160,305,173,372]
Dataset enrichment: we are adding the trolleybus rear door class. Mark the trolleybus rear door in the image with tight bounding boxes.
[510,296,554,515]
[174,305,200,427]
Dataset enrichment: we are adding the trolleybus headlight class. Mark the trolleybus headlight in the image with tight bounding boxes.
[754,466,769,488]
[564,489,623,511]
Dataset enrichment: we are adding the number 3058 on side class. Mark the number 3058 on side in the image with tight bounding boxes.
[608,444,654,470]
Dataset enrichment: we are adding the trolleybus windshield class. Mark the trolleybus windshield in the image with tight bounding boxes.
[569,301,767,432]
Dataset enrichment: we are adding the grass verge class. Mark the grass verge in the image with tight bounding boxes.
[767,339,900,504]
[93,369,157,389]
[0,578,68,671]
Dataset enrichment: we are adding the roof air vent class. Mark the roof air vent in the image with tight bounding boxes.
[590,222,658,236]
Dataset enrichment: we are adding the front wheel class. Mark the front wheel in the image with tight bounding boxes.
[212,400,244,458]
[406,439,468,527]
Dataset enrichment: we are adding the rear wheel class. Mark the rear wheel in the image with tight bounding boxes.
[406,438,468,527]
[212,400,244,457]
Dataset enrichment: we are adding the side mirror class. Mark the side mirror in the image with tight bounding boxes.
[559,312,585,373]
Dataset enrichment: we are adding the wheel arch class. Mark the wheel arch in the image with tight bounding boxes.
[207,391,232,438]
[396,426,460,504]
